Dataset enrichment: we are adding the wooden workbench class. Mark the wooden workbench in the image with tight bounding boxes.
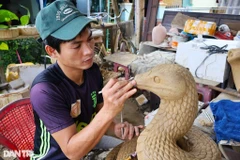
[104,52,137,79]
[104,52,137,67]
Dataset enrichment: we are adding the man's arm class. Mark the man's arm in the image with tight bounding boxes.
[52,107,114,159]
[52,78,137,159]
[96,102,118,135]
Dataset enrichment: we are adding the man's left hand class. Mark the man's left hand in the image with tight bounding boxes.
[114,122,144,140]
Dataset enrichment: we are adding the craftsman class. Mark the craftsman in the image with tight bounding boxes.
[30,0,143,159]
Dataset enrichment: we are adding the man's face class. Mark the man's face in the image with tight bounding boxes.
[56,27,95,70]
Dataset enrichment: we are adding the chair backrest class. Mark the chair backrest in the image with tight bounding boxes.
[0,98,35,160]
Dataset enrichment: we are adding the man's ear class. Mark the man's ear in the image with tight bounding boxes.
[45,45,58,58]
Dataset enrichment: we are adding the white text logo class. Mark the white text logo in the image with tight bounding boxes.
[3,150,33,158]
[63,8,73,14]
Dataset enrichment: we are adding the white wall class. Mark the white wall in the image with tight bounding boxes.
[192,0,218,7]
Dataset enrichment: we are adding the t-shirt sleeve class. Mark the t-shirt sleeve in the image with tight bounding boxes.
[30,82,74,134]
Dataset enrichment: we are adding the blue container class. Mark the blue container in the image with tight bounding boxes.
[183,0,192,7]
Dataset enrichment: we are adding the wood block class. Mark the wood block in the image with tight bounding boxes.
[0,83,9,91]
[9,78,25,89]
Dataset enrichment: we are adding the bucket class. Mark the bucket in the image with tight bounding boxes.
[119,3,133,21]
[157,3,166,20]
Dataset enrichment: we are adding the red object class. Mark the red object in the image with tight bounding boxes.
[16,50,22,64]
[215,31,234,40]
[196,84,213,104]
[0,98,35,160]
[114,63,130,80]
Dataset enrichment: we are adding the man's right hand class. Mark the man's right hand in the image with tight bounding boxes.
[101,78,137,116]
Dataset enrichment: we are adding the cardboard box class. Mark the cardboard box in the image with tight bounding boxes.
[175,39,239,83]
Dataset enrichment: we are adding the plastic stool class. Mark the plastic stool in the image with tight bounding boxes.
[196,83,213,103]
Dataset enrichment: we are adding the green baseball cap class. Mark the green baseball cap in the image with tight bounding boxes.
[35,0,96,40]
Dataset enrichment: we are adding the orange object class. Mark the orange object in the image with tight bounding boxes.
[171,36,187,48]
[184,19,217,36]
[171,41,178,48]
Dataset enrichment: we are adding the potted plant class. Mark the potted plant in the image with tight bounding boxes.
[17,4,38,36]
[0,4,20,39]
[0,4,38,39]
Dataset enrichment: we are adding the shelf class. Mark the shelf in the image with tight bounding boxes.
[0,35,40,41]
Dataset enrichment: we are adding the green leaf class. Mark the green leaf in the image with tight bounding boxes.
[0,24,9,28]
[0,10,19,23]
[0,42,9,50]
[20,15,29,25]
[0,4,2,8]
[19,4,30,25]
[19,4,30,17]
[5,17,10,22]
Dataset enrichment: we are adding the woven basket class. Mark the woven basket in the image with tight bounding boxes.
[0,27,19,39]
[0,85,30,109]
[17,26,38,36]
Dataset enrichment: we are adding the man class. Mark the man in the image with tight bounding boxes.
[30,0,143,159]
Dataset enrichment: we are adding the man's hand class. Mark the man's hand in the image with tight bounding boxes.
[114,122,144,140]
[101,78,137,117]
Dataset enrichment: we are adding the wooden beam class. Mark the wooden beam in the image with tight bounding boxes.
[112,0,120,23]
[129,0,135,20]
[208,85,240,98]
[134,0,145,49]
[142,0,159,41]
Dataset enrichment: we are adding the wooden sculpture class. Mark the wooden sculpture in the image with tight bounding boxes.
[106,64,221,160]
[227,48,240,92]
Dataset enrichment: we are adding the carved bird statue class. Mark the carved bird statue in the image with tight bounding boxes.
[106,64,221,160]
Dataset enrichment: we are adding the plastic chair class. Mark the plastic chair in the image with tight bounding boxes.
[0,98,35,160]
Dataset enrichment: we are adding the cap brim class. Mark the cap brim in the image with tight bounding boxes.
[51,16,97,40]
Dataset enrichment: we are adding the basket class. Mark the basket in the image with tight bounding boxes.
[0,98,35,160]
[0,85,30,109]
[0,27,19,39]
[17,26,38,36]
